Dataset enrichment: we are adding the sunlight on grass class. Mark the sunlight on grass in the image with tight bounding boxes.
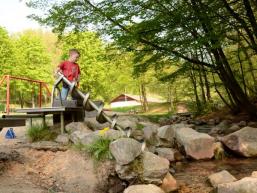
[26,125,57,142]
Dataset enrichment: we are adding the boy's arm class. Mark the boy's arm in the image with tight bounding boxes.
[55,62,64,75]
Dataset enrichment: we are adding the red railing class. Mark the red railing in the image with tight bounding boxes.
[0,75,51,114]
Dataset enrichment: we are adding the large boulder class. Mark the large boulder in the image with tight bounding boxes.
[65,122,92,133]
[110,138,142,165]
[124,184,165,193]
[220,127,257,157]
[55,134,69,145]
[84,117,109,131]
[216,177,257,193]
[142,151,170,184]
[208,170,237,188]
[175,127,215,160]
[70,130,98,145]
[157,125,174,141]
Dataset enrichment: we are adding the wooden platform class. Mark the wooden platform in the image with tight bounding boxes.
[16,107,84,133]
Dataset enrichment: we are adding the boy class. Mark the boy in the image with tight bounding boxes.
[57,49,81,100]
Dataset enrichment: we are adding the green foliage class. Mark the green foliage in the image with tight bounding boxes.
[26,125,57,142]
[85,137,113,161]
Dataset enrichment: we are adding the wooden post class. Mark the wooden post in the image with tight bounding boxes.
[60,112,64,134]
[38,82,42,108]
[6,75,10,114]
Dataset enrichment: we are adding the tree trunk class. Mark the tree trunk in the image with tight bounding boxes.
[189,70,201,112]
[213,48,257,117]
[140,83,148,112]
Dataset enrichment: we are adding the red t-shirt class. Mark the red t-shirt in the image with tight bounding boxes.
[59,61,81,81]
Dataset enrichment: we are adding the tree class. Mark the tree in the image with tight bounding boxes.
[27,0,257,117]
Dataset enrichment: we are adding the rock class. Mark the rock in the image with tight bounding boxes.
[155,148,178,162]
[209,127,222,136]
[238,121,247,127]
[214,142,226,160]
[84,117,109,131]
[102,129,126,140]
[224,124,240,135]
[142,151,170,184]
[65,122,92,133]
[55,134,69,145]
[248,121,257,128]
[124,184,165,193]
[110,138,142,165]
[208,119,216,126]
[217,177,257,193]
[115,164,138,180]
[175,127,215,160]
[29,141,67,152]
[218,120,231,130]
[131,129,144,141]
[70,130,98,145]
[144,125,159,147]
[252,171,257,178]
[208,170,237,188]
[220,127,257,157]
[160,172,178,193]
[0,147,20,162]
[117,115,139,129]
[157,125,175,142]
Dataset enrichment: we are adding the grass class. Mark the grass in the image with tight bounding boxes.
[73,136,114,162]
[86,137,113,161]
[26,125,57,142]
[141,113,171,123]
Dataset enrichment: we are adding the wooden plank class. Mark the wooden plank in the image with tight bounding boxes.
[0,118,26,128]
[16,107,83,114]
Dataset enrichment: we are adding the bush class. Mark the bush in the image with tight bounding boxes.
[26,125,57,142]
[85,137,113,161]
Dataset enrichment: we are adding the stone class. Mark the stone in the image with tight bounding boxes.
[238,121,247,127]
[217,177,257,193]
[131,129,144,141]
[160,172,178,193]
[65,122,92,133]
[124,184,165,193]
[155,148,178,162]
[142,151,170,184]
[175,127,215,160]
[220,127,257,157]
[117,115,139,129]
[70,130,97,145]
[0,147,20,162]
[224,124,240,135]
[208,119,216,126]
[157,125,175,142]
[84,117,109,131]
[248,121,257,128]
[29,141,67,152]
[55,134,69,145]
[251,171,257,178]
[115,164,138,181]
[218,120,231,130]
[102,129,126,140]
[144,125,160,147]
[110,138,142,165]
[208,170,237,188]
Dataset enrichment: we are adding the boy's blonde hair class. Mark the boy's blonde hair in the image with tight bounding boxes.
[69,48,80,56]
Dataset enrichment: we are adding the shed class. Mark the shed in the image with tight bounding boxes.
[110,94,164,108]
